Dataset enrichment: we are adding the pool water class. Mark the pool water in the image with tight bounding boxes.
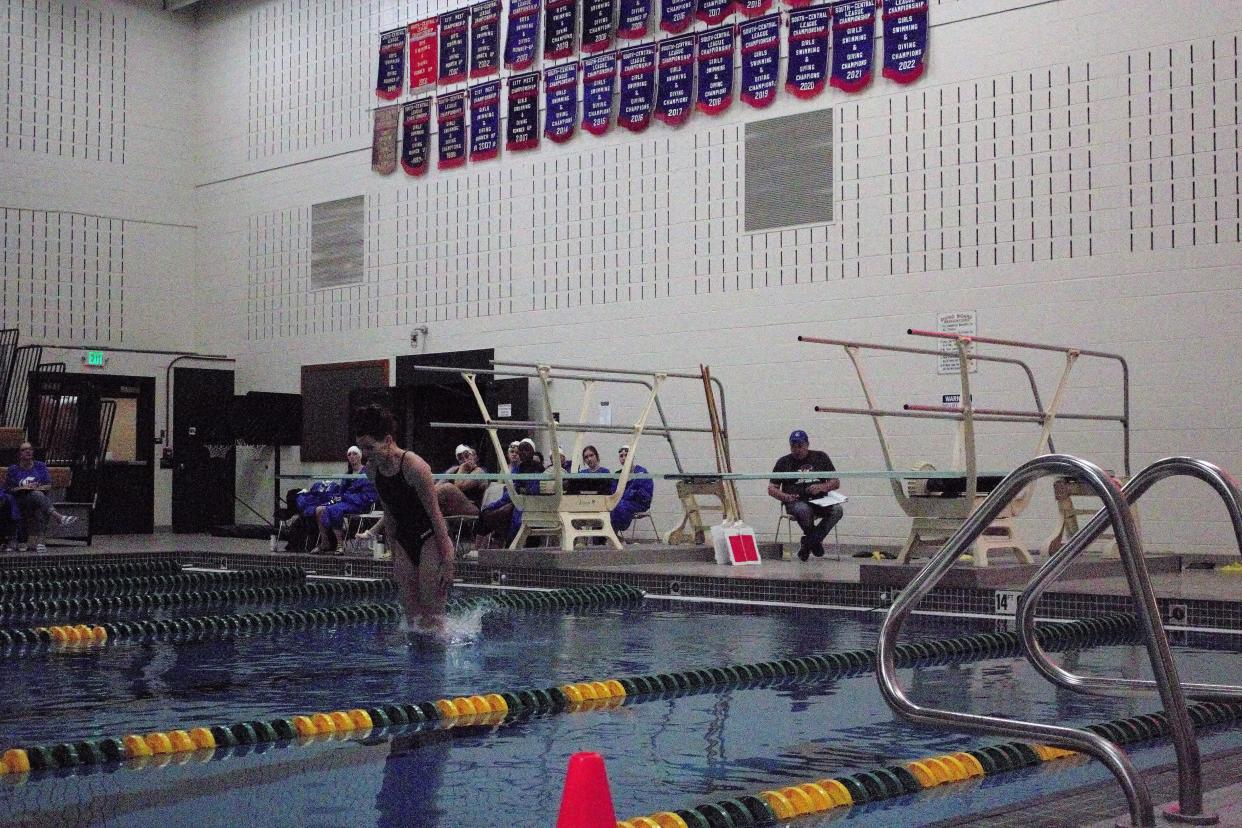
[2,593,1240,827]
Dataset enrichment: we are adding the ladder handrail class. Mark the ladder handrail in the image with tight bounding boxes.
[876,454,1204,828]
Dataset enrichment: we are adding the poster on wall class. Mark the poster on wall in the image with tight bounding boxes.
[437,91,468,168]
[831,0,875,92]
[376,28,406,99]
[936,311,977,375]
[655,35,694,125]
[659,0,695,34]
[739,15,780,108]
[408,19,438,93]
[696,0,734,25]
[506,71,541,150]
[544,63,580,142]
[504,0,542,69]
[617,44,656,132]
[618,0,651,39]
[582,52,618,134]
[581,0,616,53]
[470,0,502,77]
[544,0,579,59]
[786,6,830,99]
[470,80,501,160]
[400,98,432,175]
[696,26,734,115]
[439,9,470,84]
[882,0,929,83]
[371,105,400,173]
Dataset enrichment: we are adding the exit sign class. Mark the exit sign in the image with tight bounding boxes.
[84,351,106,367]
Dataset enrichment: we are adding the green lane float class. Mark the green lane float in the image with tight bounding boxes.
[0,559,181,584]
[0,566,308,600]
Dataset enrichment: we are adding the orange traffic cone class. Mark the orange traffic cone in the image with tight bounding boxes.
[555,751,617,828]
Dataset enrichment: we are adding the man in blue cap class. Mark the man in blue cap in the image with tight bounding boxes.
[768,430,842,561]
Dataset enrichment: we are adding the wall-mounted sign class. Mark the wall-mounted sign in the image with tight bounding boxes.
[83,351,107,368]
[936,310,977,375]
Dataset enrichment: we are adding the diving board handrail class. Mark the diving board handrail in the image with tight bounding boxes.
[877,454,1210,828]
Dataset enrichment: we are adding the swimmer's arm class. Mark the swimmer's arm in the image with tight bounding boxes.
[403,453,455,563]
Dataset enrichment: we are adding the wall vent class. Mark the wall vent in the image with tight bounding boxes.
[744,109,834,232]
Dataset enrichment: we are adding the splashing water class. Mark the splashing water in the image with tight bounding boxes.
[401,604,486,649]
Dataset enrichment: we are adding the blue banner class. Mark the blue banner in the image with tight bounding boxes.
[376,27,406,100]
[696,26,734,115]
[544,63,580,142]
[470,80,501,160]
[470,0,501,78]
[660,0,695,34]
[618,0,651,39]
[618,44,656,132]
[438,9,470,84]
[506,71,541,150]
[582,53,617,135]
[504,0,541,70]
[544,0,578,59]
[437,91,467,169]
[655,35,695,125]
[786,6,830,99]
[582,0,616,53]
[696,0,733,25]
[400,98,432,175]
[831,0,875,92]
[739,14,779,108]
[882,0,928,84]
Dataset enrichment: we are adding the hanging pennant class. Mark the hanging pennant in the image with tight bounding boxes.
[660,0,695,34]
[739,14,780,108]
[737,0,771,18]
[506,71,541,150]
[376,28,406,100]
[882,0,928,84]
[372,104,400,173]
[655,35,694,126]
[544,63,580,142]
[696,26,734,115]
[544,0,579,59]
[696,0,734,25]
[439,8,470,84]
[785,0,812,7]
[504,0,542,70]
[831,0,875,92]
[470,0,502,78]
[470,80,502,160]
[786,6,830,99]
[582,0,616,53]
[617,44,656,132]
[582,53,618,135]
[408,19,438,93]
[437,91,467,169]
[401,98,432,176]
[618,0,651,39]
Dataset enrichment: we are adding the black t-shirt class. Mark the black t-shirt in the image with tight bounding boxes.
[770,450,836,500]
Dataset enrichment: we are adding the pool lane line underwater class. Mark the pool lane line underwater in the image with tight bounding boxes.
[0,583,646,653]
[0,613,1141,778]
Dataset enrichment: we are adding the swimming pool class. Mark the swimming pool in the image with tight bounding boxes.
[2,574,1241,827]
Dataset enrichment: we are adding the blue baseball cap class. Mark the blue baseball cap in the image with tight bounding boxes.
[788,429,809,444]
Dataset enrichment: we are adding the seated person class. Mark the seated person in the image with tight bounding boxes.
[5,442,78,553]
[580,445,609,475]
[478,437,543,546]
[506,441,521,467]
[553,448,572,473]
[610,445,653,534]
[436,445,489,518]
[312,446,379,554]
[767,429,842,562]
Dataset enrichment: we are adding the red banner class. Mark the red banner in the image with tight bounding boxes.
[408,19,438,93]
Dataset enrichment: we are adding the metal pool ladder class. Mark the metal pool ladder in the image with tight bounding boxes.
[876,454,1242,827]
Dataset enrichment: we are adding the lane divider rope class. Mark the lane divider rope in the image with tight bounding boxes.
[0,559,181,584]
[0,566,307,600]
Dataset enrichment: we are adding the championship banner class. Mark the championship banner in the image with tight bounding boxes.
[504,0,541,70]
[696,26,734,115]
[438,9,470,84]
[655,35,694,126]
[400,98,432,175]
[618,0,651,39]
[786,6,830,99]
[506,71,541,150]
[582,53,618,135]
[696,0,734,25]
[737,0,772,18]
[831,0,875,92]
[372,104,399,173]
[739,14,780,108]
[470,80,501,160]
[544,0,579,59]
[617,44,656,132]
[882,0,928,84]
[470,0,502,78]
[581,0,616,54]
[376,28,406,99]
[437,91,467,169]
[408,19,438,93]
[659,0,695,34]
[544,63,579,142]
[784,0,812,7]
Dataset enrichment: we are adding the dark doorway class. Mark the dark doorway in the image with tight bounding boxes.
[171,367,235,533]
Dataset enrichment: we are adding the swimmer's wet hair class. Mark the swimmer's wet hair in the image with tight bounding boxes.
[354,404,398,440]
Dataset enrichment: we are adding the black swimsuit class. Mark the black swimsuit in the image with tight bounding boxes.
[373,451,434,565]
